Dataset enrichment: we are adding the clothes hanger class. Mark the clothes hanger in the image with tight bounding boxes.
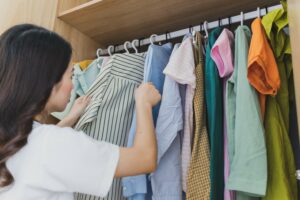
[204,21,209,38]
[165,32,168,43]
[138,38,143,52]
[264,7,269,14]
[124,41,131,54]
[96,48,103,58]
[96,48,103,69]
[108,45,114,57]
[257,7,261,18]
[113,45,117,54]
[189,25,193,34]
[150,34,158,45]
[240,11,244,26]
[131,39,139,54]
[164,31,170,44]
[228,16,232,29]
[191,26,196,45]
[188,25,196,43]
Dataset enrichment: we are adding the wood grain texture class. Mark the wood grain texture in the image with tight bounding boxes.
[287,0,300,141]
[54,0,100,61]
[0,0,99,61]
[0,0,57,34]
[58,0,279,46]
[53,18,100,61]
[57,0,92,13]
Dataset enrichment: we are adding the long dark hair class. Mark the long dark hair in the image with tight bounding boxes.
[0,24,72,187]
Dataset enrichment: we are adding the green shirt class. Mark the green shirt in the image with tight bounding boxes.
[226,26,267,199]
[261,2,297,199]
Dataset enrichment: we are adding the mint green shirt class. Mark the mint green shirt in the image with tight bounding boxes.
[226,26,267,199]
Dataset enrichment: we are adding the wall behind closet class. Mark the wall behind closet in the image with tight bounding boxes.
[0,0,98,61]
[0,0,57,33]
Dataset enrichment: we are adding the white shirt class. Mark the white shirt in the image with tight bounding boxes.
[0,123,120,200]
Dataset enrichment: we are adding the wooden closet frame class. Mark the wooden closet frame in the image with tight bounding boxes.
[39,0,300,139]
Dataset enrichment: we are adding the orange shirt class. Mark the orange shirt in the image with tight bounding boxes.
[77,59,93,70]
[247,18,280,119]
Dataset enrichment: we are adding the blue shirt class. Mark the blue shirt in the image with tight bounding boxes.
[73,59,101,96]
[150,43,183,200]
[122,44,173,200]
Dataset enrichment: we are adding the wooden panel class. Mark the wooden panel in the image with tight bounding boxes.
[0,0,99,64]
[0,0,58,34]
[54,0,100,62]
[288,0,300,140]
[57,0,92,13]
[55,0,101,61]
[58,0,279,46]
[53,19,99,61]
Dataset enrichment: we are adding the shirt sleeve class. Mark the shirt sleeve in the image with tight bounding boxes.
[39,125,119,197]
[163,38,196,88]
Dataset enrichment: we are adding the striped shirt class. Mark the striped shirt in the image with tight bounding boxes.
[74,53,145,200]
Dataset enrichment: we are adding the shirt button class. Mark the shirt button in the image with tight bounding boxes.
[123,187,127,190]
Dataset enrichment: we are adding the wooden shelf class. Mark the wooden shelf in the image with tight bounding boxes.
[58,0,279,47]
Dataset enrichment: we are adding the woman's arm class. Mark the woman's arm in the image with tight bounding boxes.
[56,83,160,178]
[115,83,161,177]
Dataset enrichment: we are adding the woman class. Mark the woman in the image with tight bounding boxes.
[0,24,161,199]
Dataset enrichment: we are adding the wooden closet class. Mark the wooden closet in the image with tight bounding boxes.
[0,0,300,141]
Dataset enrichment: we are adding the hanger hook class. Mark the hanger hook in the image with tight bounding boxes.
[264,7,269,14]
[124,41,131,53]
[240,11,244,26]
[96,48,103,58]
[150,34,158,45]
[114,45,117,54]
[138,38,143,52]
[165,31,170,44]
[257,7,260,18]
[204,21,209,38]
[165,32,168,42]
[131,39,139,54]
[108,45,114,56]
[189,25,193,34]
[228,16,231,27]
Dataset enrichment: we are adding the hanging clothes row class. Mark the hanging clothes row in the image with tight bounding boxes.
[52,1,299,200]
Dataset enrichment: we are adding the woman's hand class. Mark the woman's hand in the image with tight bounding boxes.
[68,96,92,121]
[57,96,91,127]
[135,83,161,108]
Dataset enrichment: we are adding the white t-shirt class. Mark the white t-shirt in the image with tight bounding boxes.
[0,123,120,200]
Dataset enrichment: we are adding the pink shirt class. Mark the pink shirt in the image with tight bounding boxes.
[164,37,196,192]
[211,28,235,200]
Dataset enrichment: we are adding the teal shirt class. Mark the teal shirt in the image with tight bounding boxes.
[205,27,224,200]
[226,26,267,199]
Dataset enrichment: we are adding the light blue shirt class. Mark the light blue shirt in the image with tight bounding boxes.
[122,44,173,200]
[150,43,183,200]
[51,59,102,120]
[74,59,101,97]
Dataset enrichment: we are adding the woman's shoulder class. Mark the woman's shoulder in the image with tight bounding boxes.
[29,123,81,144]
